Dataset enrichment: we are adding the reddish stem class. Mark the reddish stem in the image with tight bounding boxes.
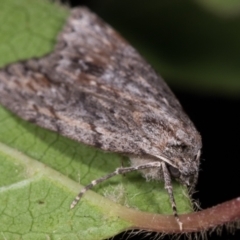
[116,197,240,233]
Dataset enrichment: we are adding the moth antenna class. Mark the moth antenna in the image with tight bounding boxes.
[162,162,183,231]
[70,161,161,209]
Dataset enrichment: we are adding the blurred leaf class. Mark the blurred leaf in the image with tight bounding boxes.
[195,0,240,17]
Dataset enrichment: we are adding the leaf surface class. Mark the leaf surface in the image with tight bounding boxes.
[0,0,192,239]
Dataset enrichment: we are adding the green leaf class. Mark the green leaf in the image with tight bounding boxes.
[0,106,191,239]
[0,0,192,239]
[0,0,68,66]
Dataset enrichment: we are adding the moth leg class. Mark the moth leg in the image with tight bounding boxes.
[162,162,183,231]
[70,161,161,209]
[120,157,128,176]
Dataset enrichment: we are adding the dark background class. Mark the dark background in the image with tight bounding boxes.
[66,1,240,239]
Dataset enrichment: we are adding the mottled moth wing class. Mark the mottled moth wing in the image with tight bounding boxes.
[0,8,201,189]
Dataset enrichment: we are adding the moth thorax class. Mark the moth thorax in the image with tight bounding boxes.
[129,156,164,181]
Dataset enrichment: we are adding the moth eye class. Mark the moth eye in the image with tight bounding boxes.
[168,166,180,178]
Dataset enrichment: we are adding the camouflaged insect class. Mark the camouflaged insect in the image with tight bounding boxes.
[0,7,202,229]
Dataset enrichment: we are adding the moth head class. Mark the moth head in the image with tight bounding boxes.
[159,122,202,189]
[164,149,201,190]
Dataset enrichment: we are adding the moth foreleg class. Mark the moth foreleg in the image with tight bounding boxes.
[162,162,183,231]
[70,161,183,230]
[70,161,161,209]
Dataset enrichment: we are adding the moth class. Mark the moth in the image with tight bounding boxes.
[0,7,202,229]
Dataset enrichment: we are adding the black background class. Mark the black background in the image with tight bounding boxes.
[66,1,240,239]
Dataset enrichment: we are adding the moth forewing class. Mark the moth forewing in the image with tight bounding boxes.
[0,7,202,230]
